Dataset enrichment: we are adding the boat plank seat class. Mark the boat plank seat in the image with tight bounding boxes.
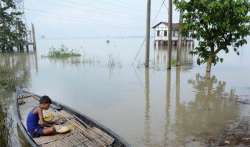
[18,96,115,147]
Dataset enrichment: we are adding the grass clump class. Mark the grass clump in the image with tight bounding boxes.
[47,45,81,58]
[107,54,122,69]
[171,59,177,65]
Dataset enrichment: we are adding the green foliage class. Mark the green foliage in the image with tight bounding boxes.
[174,0,250,67]
[171,59,177,65]
[47,45,81,58]
[0,0,27,52]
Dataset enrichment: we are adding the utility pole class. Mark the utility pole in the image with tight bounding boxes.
[167,0,173,69]
[145,0,151,68]
[31,23,37,52]
[176,11,183,66]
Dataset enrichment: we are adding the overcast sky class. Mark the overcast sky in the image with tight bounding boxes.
[24,0,180,39]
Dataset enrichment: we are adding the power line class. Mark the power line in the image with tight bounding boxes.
[134,37,146,62]
[133,0,168,63]
[152,0,167,24]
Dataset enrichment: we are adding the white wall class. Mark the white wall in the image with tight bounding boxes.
[153,24,179,41]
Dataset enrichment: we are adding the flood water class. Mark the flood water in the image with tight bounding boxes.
[0,38,250,147]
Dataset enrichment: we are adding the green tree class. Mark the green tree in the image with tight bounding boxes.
[0,0,27,52]
[174,0,250,74]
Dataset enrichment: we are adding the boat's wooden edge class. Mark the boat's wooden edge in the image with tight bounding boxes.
[19,88,130,147]
[15,88,38,147]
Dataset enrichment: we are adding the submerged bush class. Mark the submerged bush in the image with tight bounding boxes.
[46,45,81,58]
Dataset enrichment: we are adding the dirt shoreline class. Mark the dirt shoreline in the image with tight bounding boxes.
[213,101,250,147]
[216,116,250,146]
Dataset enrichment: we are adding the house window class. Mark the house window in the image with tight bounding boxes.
[157,31,160,36]
[164,31,167,36]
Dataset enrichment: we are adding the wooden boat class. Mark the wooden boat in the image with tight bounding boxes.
[15,88,129,147]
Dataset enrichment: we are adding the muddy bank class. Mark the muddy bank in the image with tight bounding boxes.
[217,116,250,146]
[211,99,250,147]
[183,98,250,147]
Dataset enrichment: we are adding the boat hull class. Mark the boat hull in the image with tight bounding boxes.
[15,88,129,147]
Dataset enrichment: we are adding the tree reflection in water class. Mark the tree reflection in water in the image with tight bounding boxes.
[175,73,239,146]
[143,69,240,146]
[0,54,33,146]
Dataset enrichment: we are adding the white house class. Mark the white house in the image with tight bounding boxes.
[152,22,193,47]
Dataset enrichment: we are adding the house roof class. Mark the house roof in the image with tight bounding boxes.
[152,22,180,29]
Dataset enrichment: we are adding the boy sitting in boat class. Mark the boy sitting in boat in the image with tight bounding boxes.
[26,96,57,137]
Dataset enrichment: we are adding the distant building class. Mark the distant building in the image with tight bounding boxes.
[152,22,193,47]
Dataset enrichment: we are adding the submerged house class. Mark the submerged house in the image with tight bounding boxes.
[152,22,193,47]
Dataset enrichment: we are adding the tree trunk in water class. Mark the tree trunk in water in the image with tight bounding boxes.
[20,44,24,52]
[206,56,213,78]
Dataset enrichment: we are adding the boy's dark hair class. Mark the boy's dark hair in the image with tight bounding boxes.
[39,95,52,104]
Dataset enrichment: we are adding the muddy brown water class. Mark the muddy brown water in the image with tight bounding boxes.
[0,38,249,146]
